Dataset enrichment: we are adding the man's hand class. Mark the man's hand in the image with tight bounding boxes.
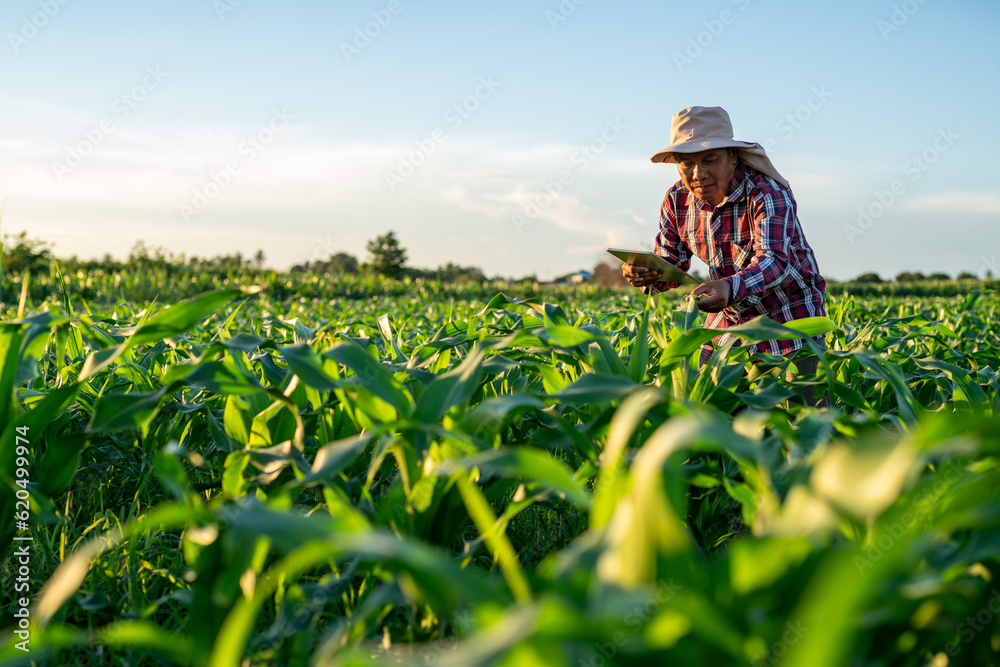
[622,261,662,289]
[691,279,732,312]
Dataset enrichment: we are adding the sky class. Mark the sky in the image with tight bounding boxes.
[0,0,998,281]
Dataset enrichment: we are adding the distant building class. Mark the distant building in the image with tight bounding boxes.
[547,270,592,286]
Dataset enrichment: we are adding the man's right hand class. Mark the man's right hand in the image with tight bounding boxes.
[622,261,663,289]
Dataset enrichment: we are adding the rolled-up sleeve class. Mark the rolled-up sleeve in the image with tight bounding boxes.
[642,194,691,295]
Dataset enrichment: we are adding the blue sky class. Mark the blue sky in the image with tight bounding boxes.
[1,0,998,280]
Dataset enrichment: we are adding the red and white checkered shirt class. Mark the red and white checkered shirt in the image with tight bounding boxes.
[643,162,827,360]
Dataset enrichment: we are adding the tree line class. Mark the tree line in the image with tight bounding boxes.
[288,231,494,284]
[1,231,506,285]
[851,271,984,283]
[1,229,993,287]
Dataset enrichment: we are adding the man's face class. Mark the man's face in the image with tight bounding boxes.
[675,148,738,206]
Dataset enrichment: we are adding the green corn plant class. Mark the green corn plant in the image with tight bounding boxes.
[1,280,998,666]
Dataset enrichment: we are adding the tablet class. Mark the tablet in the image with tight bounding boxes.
[606,248,699,284]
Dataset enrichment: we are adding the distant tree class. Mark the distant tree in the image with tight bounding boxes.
[128,240,149,265]
[591,261,629,287]
[101,252,117,270]
[366,231,408,279]
[128,240,175,269]
[957,271,978,281]
[436,262,485,284]
[253,249,266,270]
[854,272,883,283]
[927,272,951,281]
[895,271,925,283]
[1,231,52,273]
[327,252,359,274]
[293,252,360,275]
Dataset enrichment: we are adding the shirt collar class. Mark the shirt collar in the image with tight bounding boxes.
[692,162,749,212]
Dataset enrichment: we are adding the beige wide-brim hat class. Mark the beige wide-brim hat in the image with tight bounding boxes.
[651,106,789,189]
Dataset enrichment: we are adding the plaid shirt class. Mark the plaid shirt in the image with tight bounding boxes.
[643,162,826,360]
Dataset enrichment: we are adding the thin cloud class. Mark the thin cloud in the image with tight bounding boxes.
[905,192,1000,215]
[0,139,32,151]
[441,182,645,251]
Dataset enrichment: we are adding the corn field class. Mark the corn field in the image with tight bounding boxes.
[1,275,999,666]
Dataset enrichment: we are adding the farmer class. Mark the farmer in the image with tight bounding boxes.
[623,106,827,379]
